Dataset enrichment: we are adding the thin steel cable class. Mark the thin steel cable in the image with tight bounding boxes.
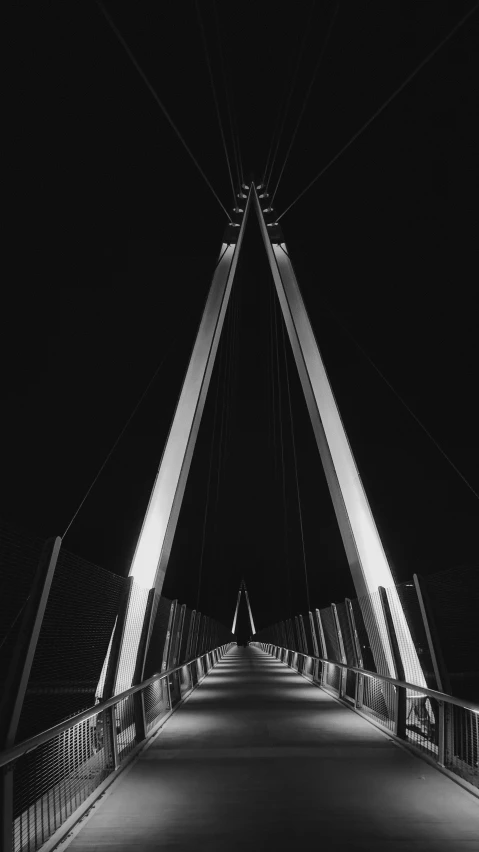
[273,294,291,604]
[0,596,31,652]
[62,339,178,539]
[269,276,278,480]
[265,1,317,192]
[196,1,236,208]
[196,340,224,612]
[214,3,242,192]
[278,2,479,221]
[209,305,235,599]
[271,1,339,207]
[232,107,244,188]
[326,307,479,502]
[281,320,311,612]
[95,0,232,222]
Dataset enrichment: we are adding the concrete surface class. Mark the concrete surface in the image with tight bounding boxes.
[66,645,479,851]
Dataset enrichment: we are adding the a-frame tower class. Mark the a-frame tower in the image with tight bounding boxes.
[109,184,426,693]
[231,578,256,637]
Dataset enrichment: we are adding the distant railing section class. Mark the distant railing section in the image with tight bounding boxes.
[0,519,235,852]
[252,641,479,792]
[0,643,234,852]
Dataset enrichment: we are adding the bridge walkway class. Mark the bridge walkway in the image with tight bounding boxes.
[66,645,479,851]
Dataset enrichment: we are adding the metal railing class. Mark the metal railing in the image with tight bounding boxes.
[0,643,234,852]
[253,642,479,795]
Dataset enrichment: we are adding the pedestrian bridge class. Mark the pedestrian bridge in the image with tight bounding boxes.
[13,644,477,852]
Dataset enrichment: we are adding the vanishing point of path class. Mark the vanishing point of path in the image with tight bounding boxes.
[66,645,479,851]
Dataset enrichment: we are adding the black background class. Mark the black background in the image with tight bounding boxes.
[3,1,478,633]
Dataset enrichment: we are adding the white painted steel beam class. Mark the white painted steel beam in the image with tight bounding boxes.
[253,187,425,686]
[112,191,252,692]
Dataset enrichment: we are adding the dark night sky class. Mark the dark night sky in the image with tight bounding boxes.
[3,1,478,631]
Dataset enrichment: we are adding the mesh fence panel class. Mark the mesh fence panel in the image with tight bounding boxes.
[449,705,479,788]
[424,566,479,701]
[115,694,139,762]
[335,603,355,666]
[179,608,193,662]
[405,689,437,758]
[302,615,314,655]
[385,584,430,689]
[319,607,340,663]
[13,709,110,852]
[361,675,395,732]
[357,590,391,676]
[143,677,170,733]
[394,581,439,690]
[350,598,376,672]
[0,520,45,685]
[18,549,127,741]
[323,663,341,692]
[143,596,173,679]
[113,583,151,697]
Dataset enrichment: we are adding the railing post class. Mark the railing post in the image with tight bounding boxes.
[378,587,406,739]
[0,536,61,852]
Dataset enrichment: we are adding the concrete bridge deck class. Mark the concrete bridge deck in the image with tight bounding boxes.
[66,645,479,851]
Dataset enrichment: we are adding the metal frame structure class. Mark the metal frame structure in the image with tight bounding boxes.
[231,578,256,636]
[109,181,425,694]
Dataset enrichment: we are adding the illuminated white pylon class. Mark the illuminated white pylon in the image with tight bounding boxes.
[106,183,425,695]
[231,578,256,636]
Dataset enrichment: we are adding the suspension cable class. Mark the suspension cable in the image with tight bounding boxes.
[281,320,311,612]
[95,0,232,222]
[196,1,236,208]
[269,277,278,480]
[62,337,178,539]
[273,294,291,604]
[214,3,242,192]
[264,1,317,192]
[196,336,224,611]
[271,1,339,208]
[326,307,479,503]
[277,2,479,222]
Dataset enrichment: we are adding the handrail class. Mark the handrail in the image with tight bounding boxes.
[0,647,226,769]
[259,644,479,713]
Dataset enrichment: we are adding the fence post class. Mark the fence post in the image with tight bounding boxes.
[412,574,450,694]
[0,536,61,852]
[191,613,202,659]
[161,600,177,672]
[346,598,364,708]
[170,604,186,669]
[298,615,308,655]
[314,609,327,684]
[185,610,196,661]
[331,603,347,698]
[308,611,319,657]
[378,587,406,739]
